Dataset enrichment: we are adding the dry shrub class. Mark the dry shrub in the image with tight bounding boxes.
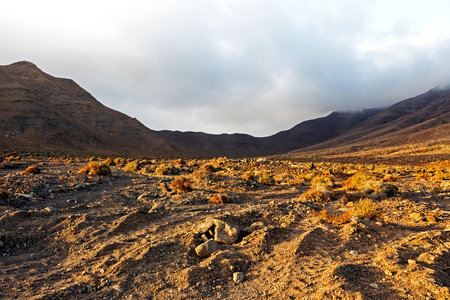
[343,172,380,192]
[352,198,376,219]
[102,158,116,166]
[79,162,111,176]
[174,159,186,166]
[415,168,431,180]
[317,210,353,225]
[210,194,231,204]
[114,158,126,167]
[155,164,169,176]
[24,165,40,175]
[242,171,255,181]
[301,189,330,203]
[381,174,398,182]
[311,175,334,191]
[317,198,377,225]
[192,169,214,182]
[257,173,275,185]
[124,161,140,172]
[171,176,192,193]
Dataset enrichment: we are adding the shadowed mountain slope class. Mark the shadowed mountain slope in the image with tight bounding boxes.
[1,61,450,158]
[0,61,186,156]
[291,87,450,154]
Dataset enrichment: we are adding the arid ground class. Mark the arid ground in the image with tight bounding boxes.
[0,154,449,299]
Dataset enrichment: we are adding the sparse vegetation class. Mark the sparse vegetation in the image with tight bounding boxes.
[124,160,140,172]
[210,194,231,204]
[79,162,111,176]
[171,176,192,193]
[24,165,40,174]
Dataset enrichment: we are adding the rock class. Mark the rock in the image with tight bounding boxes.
[369,283,378,289]
[195,240,219,258]
[214,219,240,245]
[193,218,215,235]
[233,272,245,283]
[112,284,124,293]
[349,250,358,255]
[149,202,165,213]
[410,212,422,222]
[43,206,55,213]
[408,259,416,265]
[250,222,266,232]
[385,270,393,276]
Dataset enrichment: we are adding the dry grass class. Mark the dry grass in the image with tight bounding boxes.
[317,209,353,225]
[301,189,330,203]
[24,165,40,175]
[210,194,231,204]
[79,162,111,176]
[124,161,140,172]
[257,173,275,185]
[171,176,192,193]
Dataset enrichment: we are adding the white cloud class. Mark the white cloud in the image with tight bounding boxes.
[1,1,450,136]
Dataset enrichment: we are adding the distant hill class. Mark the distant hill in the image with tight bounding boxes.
[1,61,449,158]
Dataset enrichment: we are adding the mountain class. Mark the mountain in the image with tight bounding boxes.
[1,61,449,159]
[0,61,187,157]
[291,87,450,154]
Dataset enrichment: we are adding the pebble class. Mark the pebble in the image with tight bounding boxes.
[369,283,379,289]
[349,250,358,255]
[408,259,416,265]
[385,270,393,276]
[233,272,245,284]
[44,207,55,213]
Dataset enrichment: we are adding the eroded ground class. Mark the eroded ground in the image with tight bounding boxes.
[0,156,449,299]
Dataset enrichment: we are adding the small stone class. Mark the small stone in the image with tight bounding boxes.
[112,284,124,293]
[408,259,416,265]
[250,222,266,232]
[195,239,219,258]
[385,270,393,276]
[349,250,358,255]
[44,207,55,213]
[233,272,245,283]
[369,283,379,289]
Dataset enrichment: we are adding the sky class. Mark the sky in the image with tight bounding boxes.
[1,0,450,137]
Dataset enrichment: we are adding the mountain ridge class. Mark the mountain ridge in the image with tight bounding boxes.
[1,61,449,158]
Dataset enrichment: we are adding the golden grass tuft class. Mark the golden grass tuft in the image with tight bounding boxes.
[257,173,275,185]
[24,165,40,175]
[352,198,377,219]
[317,209,353,225]
[79,162,111,176]
[210,194,231,204]
[171,176,192,193]
[301,189,330,203]
[124,161,140,172]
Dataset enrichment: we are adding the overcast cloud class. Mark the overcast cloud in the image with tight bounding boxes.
[1,0,450,136]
